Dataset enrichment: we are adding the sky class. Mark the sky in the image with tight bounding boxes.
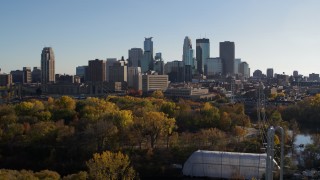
[1,0,320,76]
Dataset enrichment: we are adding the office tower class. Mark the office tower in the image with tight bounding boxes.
[142,73,168,93]
[23,67,32,84]
[76,65,87,82]
[128,67,142,90]
[10,70,23,84]
[183,36,194,66]
[141,37,154,73]
[87,59,106,82]
[220,41,235,75]
[234,58,241,74]
[239,62,250,78]
[293,70,299,77]
[183,36,195,81]
[206,58,223,77]
[32,67,41,83]
[154,52,164,75]
[128,48,143,67]
[108,60,127,82]
[267,68,274,78]
[196,38,210,75]
[41,47,55,84]
[165,60,185,83]
[106,58,117,82]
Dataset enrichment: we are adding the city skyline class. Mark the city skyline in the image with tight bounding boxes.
[1,1,320,76]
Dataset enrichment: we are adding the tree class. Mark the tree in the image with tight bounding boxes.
[63,171,88,180]
[142,111,175,148]
[86,151,137,180]
[151,90,164,99]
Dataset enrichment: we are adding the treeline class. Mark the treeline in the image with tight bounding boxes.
[281,94,320,127]
[0,92,256,178]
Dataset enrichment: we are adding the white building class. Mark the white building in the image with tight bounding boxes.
[142,74,168,93]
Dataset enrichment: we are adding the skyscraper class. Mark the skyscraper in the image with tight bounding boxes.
[196,38,210,75]
[220,41,235,76]
[183,36,194,81]
[234,58,241,75]
[141,37,154,72]
[41,47,55,84]
[87,59,106,82]
[239,62,250,78]
[267,68,274,78]
[128,48,143,67]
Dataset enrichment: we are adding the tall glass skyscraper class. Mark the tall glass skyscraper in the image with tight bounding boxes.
[41,47,55,84]
[183,36,194,66]
[183,36,194,81]
[142,37,154,72]
[196,38,210,75]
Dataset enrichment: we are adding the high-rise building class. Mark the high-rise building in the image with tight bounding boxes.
[165,60,185,83]
[183,36,194,66]
[128,67,142,90]
[87,59,106,82]
[0,74,12,87]
[32,67,41,83]
[106,58,117,82]
[41,47,55,84]
[128,48,143,67]
[196,38,210,75]
[23,67,32,84]
[220,41,235,75]
[267,68,274,78]
[76,65,87,83]
[206,58,223,77]
[108,60,127,83]
[234,58,241,74]
[293,70,299,77]
[10,70,23,84]
[183,36,195,82]
[141,37,154,73]
[239,62,250,78]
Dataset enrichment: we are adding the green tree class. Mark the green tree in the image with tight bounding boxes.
[86,151,137,180]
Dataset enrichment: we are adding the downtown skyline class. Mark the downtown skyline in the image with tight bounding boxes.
[1,0,320,76]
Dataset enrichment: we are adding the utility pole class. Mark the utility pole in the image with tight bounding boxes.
[266,126,284,180]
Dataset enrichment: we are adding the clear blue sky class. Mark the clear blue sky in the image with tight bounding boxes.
[1,0,320,76]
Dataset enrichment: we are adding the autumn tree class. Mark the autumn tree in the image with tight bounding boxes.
[86,151,137,180]
[141,111,175,148]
